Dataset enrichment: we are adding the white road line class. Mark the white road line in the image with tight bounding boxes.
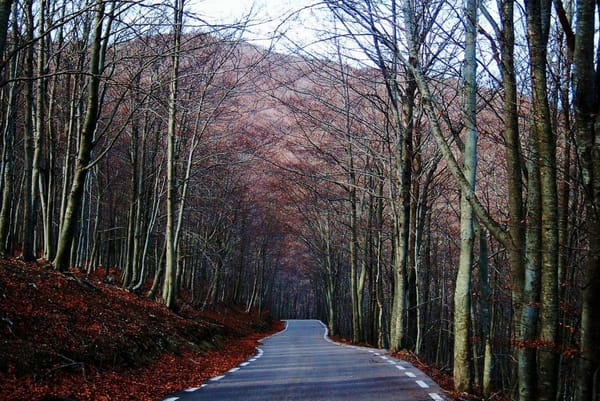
[163,398,179,401]
[416,380,429,388]
[405,371,417,378]
[228,367,240,373]
[210,375,225,381]
[380,356,389,360]
[184,387,200,392]
[429,393,444,401]
[240,362,250,366]
[249,358,257,361]
[319,321,331,341]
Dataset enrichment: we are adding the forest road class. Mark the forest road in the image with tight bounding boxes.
[160,319,446,401]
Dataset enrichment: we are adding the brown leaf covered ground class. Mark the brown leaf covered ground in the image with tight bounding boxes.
[0,257,283,401]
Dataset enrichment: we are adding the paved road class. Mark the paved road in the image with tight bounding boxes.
[160,319,446,401]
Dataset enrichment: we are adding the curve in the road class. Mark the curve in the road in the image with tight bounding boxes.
[160,319,447,401]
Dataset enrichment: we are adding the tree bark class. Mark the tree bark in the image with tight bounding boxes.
[32,0,46,260]
[572,0,600,398]
[525,1,559,399]
[0,19,18,254]
[53,0,106,271]
[21,0,36,261]
[454,0,478,390]
[162,0,184,308]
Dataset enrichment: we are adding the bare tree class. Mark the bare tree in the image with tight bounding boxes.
[53,0,115,271]
[162,0,184,308]
[453,0,478,391]
[570,0,600,398]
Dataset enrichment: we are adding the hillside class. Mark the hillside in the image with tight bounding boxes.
[0,258,281,401]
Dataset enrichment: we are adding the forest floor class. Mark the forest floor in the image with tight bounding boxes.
[0,257,282,401]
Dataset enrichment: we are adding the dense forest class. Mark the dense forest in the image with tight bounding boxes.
[0,0,599,400]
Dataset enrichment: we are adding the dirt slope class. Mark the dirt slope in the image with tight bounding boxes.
[0,257,281,401]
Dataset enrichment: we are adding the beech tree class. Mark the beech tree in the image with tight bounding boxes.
[53,0,115,271]
[570,0,600,398]
[0,1,17,255]
[162,0,184,309]
[453,0,478,391]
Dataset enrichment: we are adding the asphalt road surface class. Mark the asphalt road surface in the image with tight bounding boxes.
[160,319,446,401]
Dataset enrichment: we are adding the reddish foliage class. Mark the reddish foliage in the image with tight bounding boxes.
[0,257,282,401]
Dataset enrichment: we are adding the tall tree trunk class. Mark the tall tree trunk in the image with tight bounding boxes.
[520,131,542,401]
[162,0,184,308]
[525,1,559,399]
[572,1,600,398]
[483,0,530,397]
[32,0,46,260]
[349,175,361,343]
[123,105,142,288]
[133,165,163,292]
[476,225,493,397]
[53,0,106,271]
[0,21,18,254]
[453,0,478,390]
[21,0,36,261]
[388,0,414,353]
[41,0,67,261]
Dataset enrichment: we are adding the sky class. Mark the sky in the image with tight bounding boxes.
[190,0,302,22]
[186,0,437,68]
[186,0,328,53]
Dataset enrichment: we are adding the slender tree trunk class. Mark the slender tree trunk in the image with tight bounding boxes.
[130,130,145,287]
[477,226,493,396]
[485,0,530,397]
[407,175,418,350]
[0,26,18,254]
[21,0,35,261]
[349,177,361,343]
[41,0,66,262]
[162,0,184,308]
[53,0,106,271]
[572,1,600,398]
[32,0,46,260]
[453,0,478,390]
[525,2,559,399]
[123,122,138,287]
[324,216,336,336]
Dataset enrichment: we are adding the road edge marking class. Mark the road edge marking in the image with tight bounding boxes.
[260,320,288,342]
